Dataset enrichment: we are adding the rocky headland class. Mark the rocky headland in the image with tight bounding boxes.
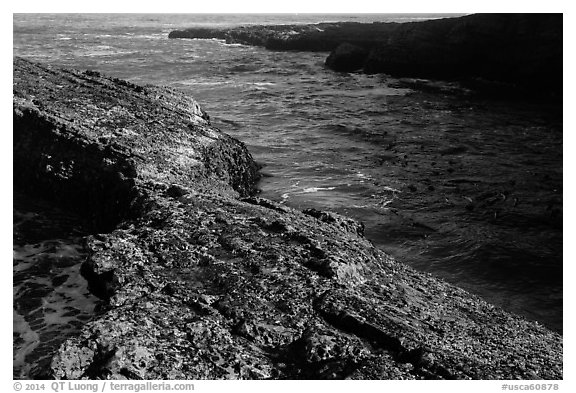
[13,58,562,379]
[169,14,562,97]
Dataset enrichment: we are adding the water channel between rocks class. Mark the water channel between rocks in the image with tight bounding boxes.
[13,190,101,379]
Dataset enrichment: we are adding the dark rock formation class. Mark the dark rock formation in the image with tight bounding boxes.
[168,28,229,41]
[168,22,396,52]
[361,14,562,95]
[169,14,562,96]
[14,58,562,380]
[325,43,369,72]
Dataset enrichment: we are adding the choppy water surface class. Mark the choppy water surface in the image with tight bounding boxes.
[13,12,562,359]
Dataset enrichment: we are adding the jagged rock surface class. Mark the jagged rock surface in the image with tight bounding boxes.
[13,58,562,380]
[13,58,259,231]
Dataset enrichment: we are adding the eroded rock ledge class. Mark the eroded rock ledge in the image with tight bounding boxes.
[13,58,562,380]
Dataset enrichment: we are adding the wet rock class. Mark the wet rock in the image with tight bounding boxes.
[14,58,562,379]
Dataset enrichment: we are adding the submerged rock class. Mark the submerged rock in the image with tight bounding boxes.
[13,58,562,379]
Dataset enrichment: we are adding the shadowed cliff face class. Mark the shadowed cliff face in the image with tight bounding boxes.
[169,14,562,96]
[13,58,562,380]
[361,14,562,95]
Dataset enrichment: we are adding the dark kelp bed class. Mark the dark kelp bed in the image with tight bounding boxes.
[13,57,561,379]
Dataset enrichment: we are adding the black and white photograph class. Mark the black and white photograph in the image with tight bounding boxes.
[10,1,567,388]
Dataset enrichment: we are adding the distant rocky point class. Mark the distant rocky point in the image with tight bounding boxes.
[169,14,562,96]
[168,22,395,51]
[14,58,562,379]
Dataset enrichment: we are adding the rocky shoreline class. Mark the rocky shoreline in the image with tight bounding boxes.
[13,58,562,379]
[169,14,562,97]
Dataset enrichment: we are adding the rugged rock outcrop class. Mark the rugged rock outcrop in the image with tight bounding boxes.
[13,58,259,231]
[168,22,392,52]
[14,58,562,380]
[361,14,562,94]
[169,14,562,96]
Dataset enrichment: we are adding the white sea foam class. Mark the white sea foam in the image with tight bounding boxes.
[382,186,401,193]
[355,172,371,180]
[301,186,336,193]
[177,80,234,87]
[132,34,165,40]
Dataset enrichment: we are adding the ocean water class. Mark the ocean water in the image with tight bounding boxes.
[13,191,100,379]
[13,13,562,377]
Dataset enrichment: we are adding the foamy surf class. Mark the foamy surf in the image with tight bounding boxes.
[301,186,336,193]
